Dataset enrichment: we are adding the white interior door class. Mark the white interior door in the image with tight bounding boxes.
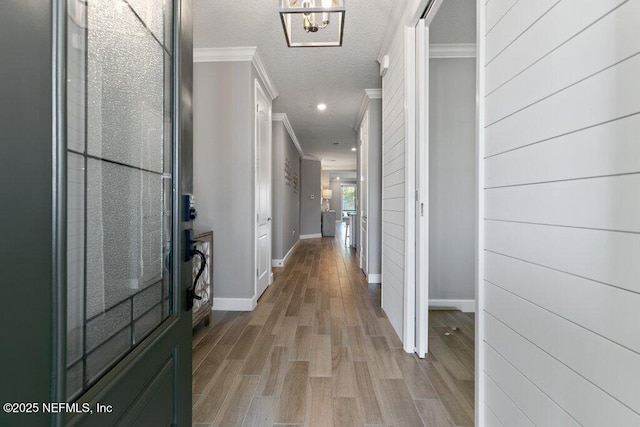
[255,80,272,300]
[415,19,429,358]
[359,111,369,273]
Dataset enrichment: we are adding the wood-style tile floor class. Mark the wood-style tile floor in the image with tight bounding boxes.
[192,224,475,426]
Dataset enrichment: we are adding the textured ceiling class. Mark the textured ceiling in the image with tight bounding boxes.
[193,0,395,171]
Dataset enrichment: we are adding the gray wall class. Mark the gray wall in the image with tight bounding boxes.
[329,180,357,220]
[429,0,476,44]
[299,159,322,236]
[428,58,476,300]
[321,170,330,188]
[272,121,300,260]
[193,61,255,299]
[367,99,382,277]
[329,180,342,214]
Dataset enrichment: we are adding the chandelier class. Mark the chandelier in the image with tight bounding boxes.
[280,0,346,47]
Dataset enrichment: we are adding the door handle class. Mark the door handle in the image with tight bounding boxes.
[267,217,272,221]
[184,229,205,312]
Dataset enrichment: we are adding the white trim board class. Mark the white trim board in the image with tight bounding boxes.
[366,88,382,99]
[475,0,487,423]
[414,19,429,359]
[354,88,383,130]
[380,55,390,76]
[429,299,476,313]
[272,113,304,159]
[403,25,418,355]
[272,239,300,267]
[212,297,257,312]
[377,0,443,62]
[429,43,476,58]
[368,274,382,284]
[300,233,322,240]
[193,47,279,100]
[194,46,256,62]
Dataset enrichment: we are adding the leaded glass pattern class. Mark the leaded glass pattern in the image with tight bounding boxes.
[66,0,174,400]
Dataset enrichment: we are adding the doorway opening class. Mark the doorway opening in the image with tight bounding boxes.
[412,0,478,361]
[341,184,357,220]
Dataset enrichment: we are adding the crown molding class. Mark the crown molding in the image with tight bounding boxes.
[365,88,382,99]
[354,88,382,130]
[194,46,256,62]
[321,164,356,171]
[193,47,279,100]
[430,43,476,58]
[272,113,304,158]
[252,50,279,100]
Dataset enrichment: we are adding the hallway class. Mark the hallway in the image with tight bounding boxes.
[192,225,475,426]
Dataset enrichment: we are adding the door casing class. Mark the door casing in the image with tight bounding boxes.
[401,0,443,355]
[255,79,272,301]
[414,18,430,358]
[359,111,369,273]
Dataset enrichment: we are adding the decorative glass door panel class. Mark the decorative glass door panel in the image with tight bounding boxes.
[66,0,174,401]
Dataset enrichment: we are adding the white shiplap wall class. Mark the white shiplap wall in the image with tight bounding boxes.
[381,27,406,340]
[482,0,640,425]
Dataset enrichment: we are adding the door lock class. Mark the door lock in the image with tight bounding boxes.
[183,193,197,221]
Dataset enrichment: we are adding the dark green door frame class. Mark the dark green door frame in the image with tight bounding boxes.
[0,1,57,425]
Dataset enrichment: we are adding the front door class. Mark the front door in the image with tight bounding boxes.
[255,80,272,300]
[62,0,193,425]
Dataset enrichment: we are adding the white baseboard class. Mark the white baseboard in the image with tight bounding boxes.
[367,274,382,284]
[212,297,257,311]
[272,239,300,267]
[429,299,476,313]
[284,239,299,262]
[300,233,322,240]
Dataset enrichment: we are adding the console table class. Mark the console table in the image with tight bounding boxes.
[321,211,336,237]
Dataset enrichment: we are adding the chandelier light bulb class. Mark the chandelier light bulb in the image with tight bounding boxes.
[302,0,318,32]
[321,0,332,24]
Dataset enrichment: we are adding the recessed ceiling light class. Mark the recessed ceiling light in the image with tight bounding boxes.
[317,103,327,111]
[336,177,340,180]
[351,147,356,152]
